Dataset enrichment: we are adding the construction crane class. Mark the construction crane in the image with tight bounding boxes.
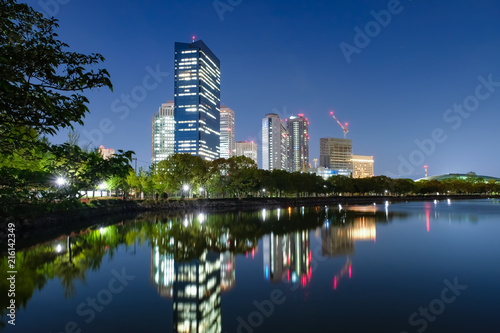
[330,111,349,139]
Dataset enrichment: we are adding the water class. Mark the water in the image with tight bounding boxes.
[1,199,500,332]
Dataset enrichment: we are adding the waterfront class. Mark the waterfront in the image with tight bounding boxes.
[1,199,499,332]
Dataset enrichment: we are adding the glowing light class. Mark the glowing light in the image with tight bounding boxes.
[349,265,352,278]
[426,210,430,232]
[99,182,106,190]
[55,177,66,186]
[198,213,205,223]
[334,276,337,290]
[55,244,63,253]
[99,227,105,235]
[447,199,451,205]
[183,184,190,192]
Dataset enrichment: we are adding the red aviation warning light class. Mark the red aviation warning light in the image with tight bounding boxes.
[192,36,195,43]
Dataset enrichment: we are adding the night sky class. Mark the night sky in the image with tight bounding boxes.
[28,0,500,178]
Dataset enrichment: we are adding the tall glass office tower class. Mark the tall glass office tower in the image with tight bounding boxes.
[174,40,221,161]
[286,114,309,172]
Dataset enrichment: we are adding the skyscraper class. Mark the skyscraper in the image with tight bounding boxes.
[352,155,374,178]
[235,141,258,165]
[262,113,287,170]
[98,145,114,160]
[151,101,175,164]
[286,114,309,172]
[220,106,235,159]
[319,138,353,176]
[174,40,221,161]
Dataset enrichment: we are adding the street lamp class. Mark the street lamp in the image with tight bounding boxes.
[55,177,67,187]
[199,187,204,198]
[262,188,266,197]
[99,182,107,197]
[183,184,190,198]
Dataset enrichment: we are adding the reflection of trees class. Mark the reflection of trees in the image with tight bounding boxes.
[0,205,411,324]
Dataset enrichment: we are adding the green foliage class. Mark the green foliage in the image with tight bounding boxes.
[0,0,112,153]
[152,154,207,195]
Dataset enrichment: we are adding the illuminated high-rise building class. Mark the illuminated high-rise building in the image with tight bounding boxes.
[174,40,221,161]
[319,138,353,177]
[286,114,309,172]
[98,145,114,160]
[352,155,374,178]
[262,113,287,170]
[152,101,175,164]
[220,106,235,158]
[235,141,258,165]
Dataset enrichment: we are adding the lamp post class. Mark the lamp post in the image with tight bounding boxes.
[55,177,67,187]
[183,184,190,198]
[99,182,106,197]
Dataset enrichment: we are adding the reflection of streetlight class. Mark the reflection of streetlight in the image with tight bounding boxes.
[55,244,63,253]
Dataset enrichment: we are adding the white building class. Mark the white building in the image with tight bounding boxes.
[262,113,287,170]
[220,106,235,158]
[236,141,258,165]
[152,101,175,164]
[98,145,115,160]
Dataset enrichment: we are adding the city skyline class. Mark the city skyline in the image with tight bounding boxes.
[44,0,500,178]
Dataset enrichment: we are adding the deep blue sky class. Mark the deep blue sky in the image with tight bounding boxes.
[27,0,500,178]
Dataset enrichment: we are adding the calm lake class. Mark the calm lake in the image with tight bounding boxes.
[1,199,500,332]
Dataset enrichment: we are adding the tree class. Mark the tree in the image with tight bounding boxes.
[0,0,112,152]
[226,156,258,198]
[153,154,206,196]
[393,178,417,195]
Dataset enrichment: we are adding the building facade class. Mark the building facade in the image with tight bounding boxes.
[286,114,309,172]
[262,113,287,170]
[319,138,353,177]
[151,101,175,164]
[98,145,115,160]
[352,155,374,178]
[220,106,235,159]
[174,40,221,161]
[235,141,258,165]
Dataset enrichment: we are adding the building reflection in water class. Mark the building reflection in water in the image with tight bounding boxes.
[173,251,221,333]
[220,251,235,292]
[151,247,223,332]
[322,211,377,257]
[263,230,311,287]
[151,244,175,297]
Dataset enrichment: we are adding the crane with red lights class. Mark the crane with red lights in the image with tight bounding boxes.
[329,111,349,139]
